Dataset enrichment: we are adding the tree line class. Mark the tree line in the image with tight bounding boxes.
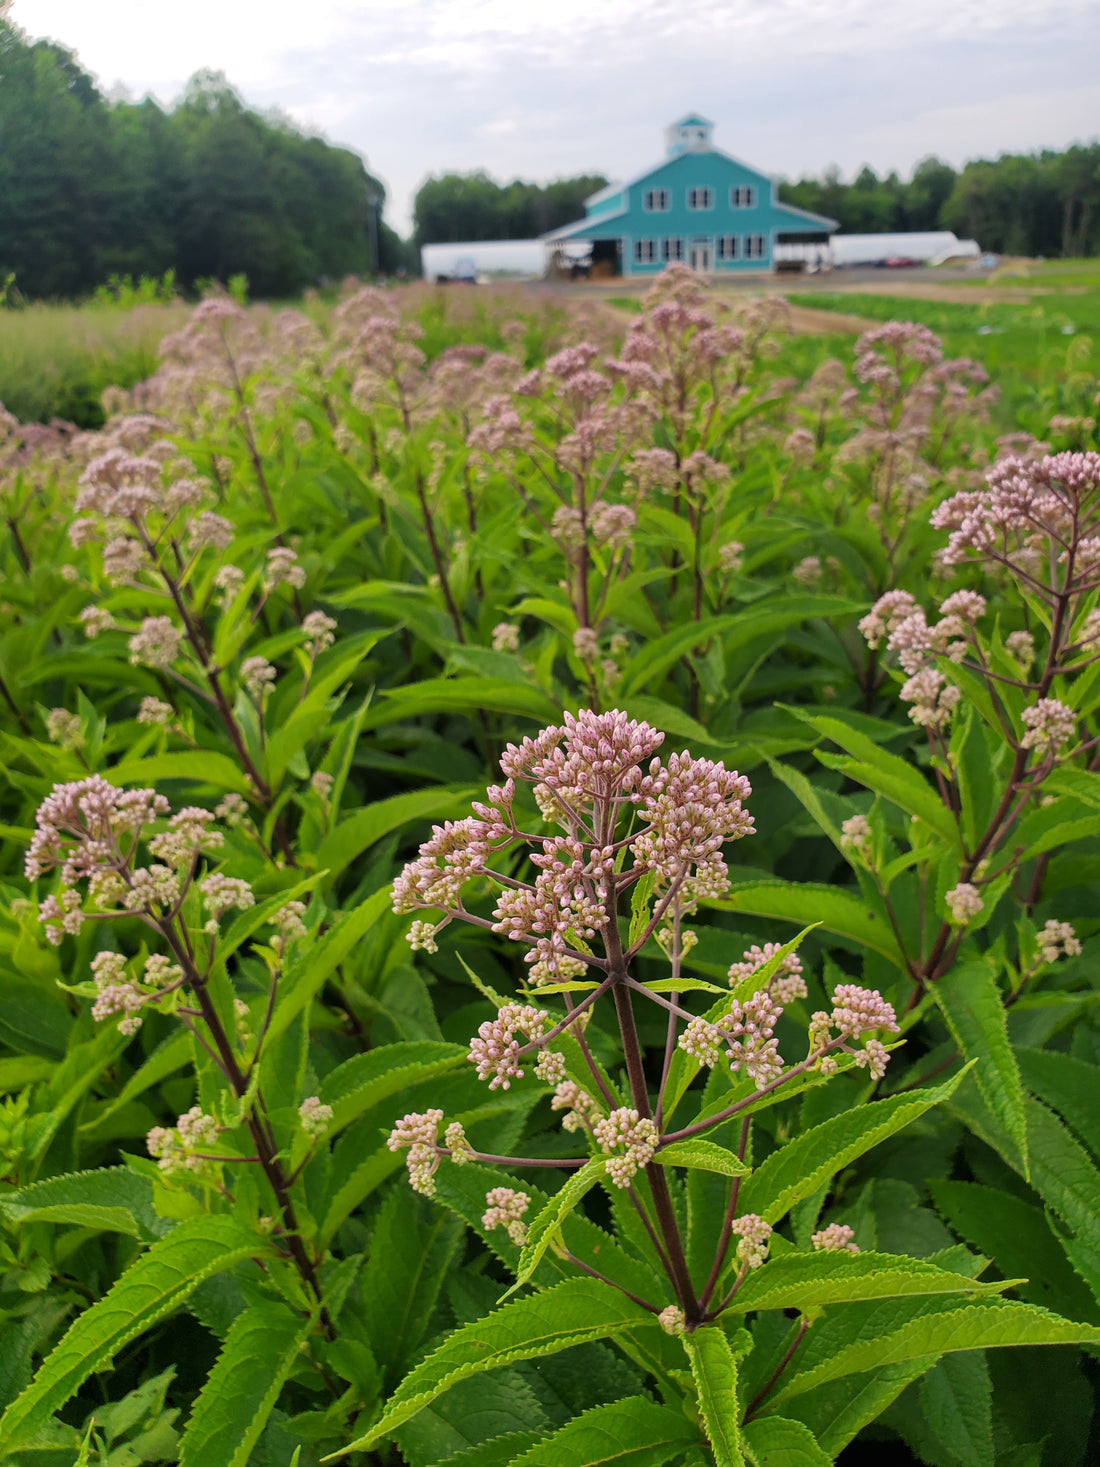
[779,148,1100,257]
[414,149,1100,261]
[0,17,404,300]
[412,172,609,247]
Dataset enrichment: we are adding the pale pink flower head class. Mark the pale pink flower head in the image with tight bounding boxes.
[1020,698,1076,755]
[731,1213,772,1269]
[594,1107,659,1188]
[467,1003,550,1090]
[946,882,983,924]
[812,1222,859,1253]
[482,1186,530,1244]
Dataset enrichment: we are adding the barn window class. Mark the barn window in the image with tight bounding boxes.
[662,237,684,261]
[716,236,739,260]
[634,238,658,263]
[730,186,756,209]
[687,187,713,210]
[744,234,767,259]
[644,189,670,211]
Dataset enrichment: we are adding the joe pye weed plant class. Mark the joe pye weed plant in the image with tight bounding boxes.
[2,270,1100,1465]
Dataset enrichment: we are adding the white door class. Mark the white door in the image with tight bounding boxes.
[689,240,712,272]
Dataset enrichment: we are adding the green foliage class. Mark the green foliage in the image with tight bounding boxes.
[0,18,388,305]
[1,262,1099,1467]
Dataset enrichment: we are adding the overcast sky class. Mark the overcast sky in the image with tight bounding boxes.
[12,0,1100,233]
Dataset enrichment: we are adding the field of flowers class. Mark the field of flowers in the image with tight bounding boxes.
[1,265,1099,1466]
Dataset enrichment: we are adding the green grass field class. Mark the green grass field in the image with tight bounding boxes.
[0,300,189,426]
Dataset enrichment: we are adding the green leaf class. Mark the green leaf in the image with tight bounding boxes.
[362,678,560,730]
[681,1325,746,1467]
[622,598,858,695]
[729,1250,1007,1315]
[712,880,906,969]
[0,1215,265,1454]
[106,750,250,794]
[318,1041,466,1136]
[509,1395,702,1466]
[742,1416,832,1466]
[1015,1048,1100,1160]
[324,1278,654,1459]
[934,959,1027,1176]
[786,707,957,842]
[656,1139,751,1180]
[929,1179,1099,1320]
[0,1167,164,1243]
[737,1069,967,1224]
[361,1186,464,1386]
[79,1029,192,1139]
[507,1159,608,1296]
[769,1300,1100,1408]
[177,1300,312,1467]
[1023,1096,1100,1251]
[917,1351,994,1467]
[266,886,391,1047]
[314,785,476,880]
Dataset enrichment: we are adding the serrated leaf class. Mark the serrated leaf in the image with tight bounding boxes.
[769,1300,1100,1408]
[107,750,250,794]
[934,959,1027,1175]
[506,1159,607,1296]
[266,885,390,1047]
[787,707,957,842]
[324,1278,653,1459]
[1015,1047,1100,1160]
[361,1186,464,1385]
[510,1395,701,1466]
[742,1416,831,1466]
[929,1179,1099,1321]
[318,1041,467,1135]
[0,1216,265,1454]
[738,1069,967,1224]
[1024,1096,1100,1251]
[0,1167,166,1242]
[314,785,475,880]
[712,880,906,969]
[362,677,560,729]
[177,1300,311,1467]
[622,598,858,695]
[656,1139,751,1180]
[917,1351,994,1467]
[682,1325,746,1467]
[729,1250,1007,1315]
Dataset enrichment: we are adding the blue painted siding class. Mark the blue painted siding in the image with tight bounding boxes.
[561,149,830,275]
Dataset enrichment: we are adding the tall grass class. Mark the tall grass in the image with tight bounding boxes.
[0,300,188,426]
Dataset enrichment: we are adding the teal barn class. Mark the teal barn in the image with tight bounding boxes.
[544,115,837,276]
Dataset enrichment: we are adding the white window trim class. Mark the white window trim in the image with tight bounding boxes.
[730,186,756,209]
[634,238,658,264]
[716,235,740,261]
[687,186,714,211]
[744,233,767,260]
[643,188,670,213]
[662,237,684,262]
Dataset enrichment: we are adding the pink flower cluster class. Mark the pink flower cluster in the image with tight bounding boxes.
[593,1107,659,1188]
[931,452,1100,590]
[809,984,899,1081]
[727,942,807,1005]
[394,710,755,977]
[679,989,784,1088]
[467,1003,556,1090]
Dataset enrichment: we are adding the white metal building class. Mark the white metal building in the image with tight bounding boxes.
[827,231,980,267]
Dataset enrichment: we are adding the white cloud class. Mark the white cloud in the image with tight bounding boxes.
[11,0,1100,232]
